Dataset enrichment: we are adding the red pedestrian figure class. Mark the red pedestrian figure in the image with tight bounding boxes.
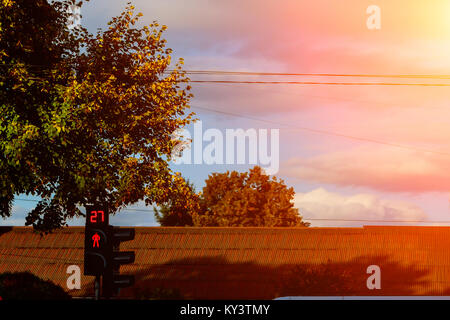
[92,233,100,248]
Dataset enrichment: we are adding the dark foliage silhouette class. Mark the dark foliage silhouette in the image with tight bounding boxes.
[114,255,445,299]
[0,272,71,300]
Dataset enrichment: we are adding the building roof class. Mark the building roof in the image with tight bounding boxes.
[1,226,450,299]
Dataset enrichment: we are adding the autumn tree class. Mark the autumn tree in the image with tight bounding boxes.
[192,166,309,227]
[156,166,308,227]
[153,180,198,226]
[0,0,194,231]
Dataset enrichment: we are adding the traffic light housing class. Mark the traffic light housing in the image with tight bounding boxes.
[84,205,136,298]
[84,205,110,276]
[103,226,135,298]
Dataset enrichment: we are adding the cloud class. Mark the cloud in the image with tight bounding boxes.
[0,203,29,226]
[84,0,450,73]
[109,209,159,227]
[295,188,428,227]
[80,0,450,122]
[282,146,450,193]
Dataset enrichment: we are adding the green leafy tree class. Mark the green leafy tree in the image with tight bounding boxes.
[0,0,194,232]
[190,166,308,227]
[154,179,198,226]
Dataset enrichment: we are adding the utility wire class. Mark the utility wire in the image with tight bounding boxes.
[5,64,450,80]
[192,105,450,156]
[12,198,450,224]
[4,64,450,86]
[18,75,450,87]
[301,218,450,224]
[14,198,154,212]
[165,69,450,79]
[188,80,450,86]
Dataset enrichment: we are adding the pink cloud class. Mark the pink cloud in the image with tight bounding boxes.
[282,146,450,193]
[96,0,450,74]
[294,188,428,227]
[87,1,450,120]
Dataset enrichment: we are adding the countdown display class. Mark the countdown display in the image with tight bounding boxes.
[85,205,109,227]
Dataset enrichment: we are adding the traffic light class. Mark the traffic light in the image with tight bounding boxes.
[102,226,135,298]
[84,205,136,298]
[84,205,110,276]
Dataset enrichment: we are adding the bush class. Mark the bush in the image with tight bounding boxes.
[0,272,71,300]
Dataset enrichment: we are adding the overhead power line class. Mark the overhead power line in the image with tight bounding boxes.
[4,64,450,86]
[188,80,450,86]
[14,198,154,212]
[192,105,450,156]
[301,218,450,224]
[19,75,450,87]
[5,64,450,79]
[12,198,450,225]
[166,69,450,80]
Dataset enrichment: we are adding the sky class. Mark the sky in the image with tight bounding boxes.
[4,0,450,227]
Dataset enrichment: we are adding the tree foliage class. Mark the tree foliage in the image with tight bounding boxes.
[154,180,199,226]
[0,0,194,231]
[194,166,309,227]
[157,167,309,227]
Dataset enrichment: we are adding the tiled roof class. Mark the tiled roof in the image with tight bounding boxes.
[2,226,450,299]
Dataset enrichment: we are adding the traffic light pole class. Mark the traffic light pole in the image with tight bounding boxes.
[94,275,101,300]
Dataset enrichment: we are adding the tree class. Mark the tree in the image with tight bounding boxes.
[193,166,309,227]
[156,166,308,227]
[154,179,198,226]
[0,0,83,226]
[0,272,71,300]
[0,0,194,232]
